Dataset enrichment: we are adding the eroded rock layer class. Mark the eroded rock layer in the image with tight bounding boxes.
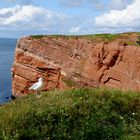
[12,34,140,96]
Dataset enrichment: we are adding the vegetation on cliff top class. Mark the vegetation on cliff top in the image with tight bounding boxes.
[0,88,140,140]
[31,33,120,41]
[31,32,140,47]
[31,32,140,43]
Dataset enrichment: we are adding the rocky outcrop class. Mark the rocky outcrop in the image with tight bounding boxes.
[12,34,140,96]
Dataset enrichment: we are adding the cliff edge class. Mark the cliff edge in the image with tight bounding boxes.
[12,33,140,96]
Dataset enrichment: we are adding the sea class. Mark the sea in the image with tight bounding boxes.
[0,38,17,104]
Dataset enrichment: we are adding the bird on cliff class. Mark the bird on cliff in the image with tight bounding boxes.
[29,77,45,97]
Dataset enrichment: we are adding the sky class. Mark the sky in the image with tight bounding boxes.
[0,0,140,38]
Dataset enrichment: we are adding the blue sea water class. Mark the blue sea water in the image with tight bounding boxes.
[0,38,17,104]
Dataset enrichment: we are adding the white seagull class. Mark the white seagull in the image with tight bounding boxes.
[29,77,45,97]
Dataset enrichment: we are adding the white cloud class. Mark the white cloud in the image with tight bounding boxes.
[94,0,140,29]
[109,0,134,10]
[20,0,33,5]
[60,0,134,11]
[0,0,140,37]
[0,5,68,30]
[60,0,85,7]
[60,0,106,10]
[69,26,81,33]
[0,4,93,35]
[88,0,106,10]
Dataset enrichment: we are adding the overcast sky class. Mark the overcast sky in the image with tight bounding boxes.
[0,0,139,38]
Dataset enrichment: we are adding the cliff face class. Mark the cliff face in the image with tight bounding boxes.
[12,34,140,96]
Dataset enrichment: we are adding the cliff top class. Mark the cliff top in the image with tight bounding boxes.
[30,32,140,46]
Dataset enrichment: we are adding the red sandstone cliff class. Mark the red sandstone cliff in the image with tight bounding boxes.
[12,33,140,96]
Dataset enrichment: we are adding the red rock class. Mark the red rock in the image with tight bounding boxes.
[12,34,140,96]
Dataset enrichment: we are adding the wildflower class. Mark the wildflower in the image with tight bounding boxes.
[132,112,135,115]
[120,116,123,120]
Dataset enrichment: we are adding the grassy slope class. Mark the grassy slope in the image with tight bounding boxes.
[0,88,140,140]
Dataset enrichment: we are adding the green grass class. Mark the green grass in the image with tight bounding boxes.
[0,88,140,140]
[62,77,78,87]
[94,33,120,40]
[30,33,140,44]
[80,33,120,41]
[31,34,68,39]
[31,35,46,39]
[31,33,120,41]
